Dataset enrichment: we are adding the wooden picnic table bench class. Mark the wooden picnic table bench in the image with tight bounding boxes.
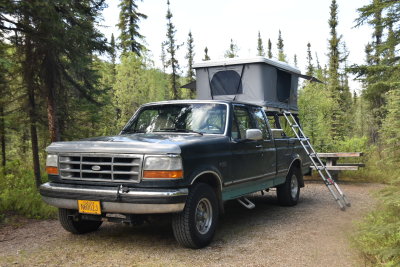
[310,152,365,180]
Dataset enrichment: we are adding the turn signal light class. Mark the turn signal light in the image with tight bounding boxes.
[143,170,183,179]
[46,166,59,175]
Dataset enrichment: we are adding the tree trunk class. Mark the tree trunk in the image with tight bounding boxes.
[43,52,59,142]
[0,104,6,171]
[23,34,42,188]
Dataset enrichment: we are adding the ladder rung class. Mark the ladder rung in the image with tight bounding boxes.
[291,124,299,128]
[309,153,316,157]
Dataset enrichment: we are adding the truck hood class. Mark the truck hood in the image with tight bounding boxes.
[46,133,226,154]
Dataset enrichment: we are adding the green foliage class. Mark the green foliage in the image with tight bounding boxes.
[276,30,286,62]
[113,53,168,129]
[203,47,211,61]
[353,181,400,266]
[380,88,400,164]
[224,39,239,58]
[0,160,56,219]
[267,39,273,59]
[117,0,147,56]
[256,31,265,57]
[185,31,195,84]
[164,0,181,100]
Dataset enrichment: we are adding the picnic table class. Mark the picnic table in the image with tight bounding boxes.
[310,152,365,180]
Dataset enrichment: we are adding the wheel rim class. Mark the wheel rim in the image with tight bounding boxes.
[195,198,213,235]
[290,174,299,199]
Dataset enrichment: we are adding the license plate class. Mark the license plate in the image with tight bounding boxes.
[78,200,101,215]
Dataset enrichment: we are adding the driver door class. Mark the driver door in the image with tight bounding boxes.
[229,105,264,184]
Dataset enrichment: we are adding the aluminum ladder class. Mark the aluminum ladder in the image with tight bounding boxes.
[282,111,351,210]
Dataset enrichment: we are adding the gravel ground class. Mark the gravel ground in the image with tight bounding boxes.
[0,182,382,267]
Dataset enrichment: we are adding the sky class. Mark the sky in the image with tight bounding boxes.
[100,0,372,92]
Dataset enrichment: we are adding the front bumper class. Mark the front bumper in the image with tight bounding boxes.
[40,182,188,214]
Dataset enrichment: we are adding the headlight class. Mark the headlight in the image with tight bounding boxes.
[143,156,183,179]
[46,154,59,175]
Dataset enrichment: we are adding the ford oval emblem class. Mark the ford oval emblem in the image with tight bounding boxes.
[92,165,101,171]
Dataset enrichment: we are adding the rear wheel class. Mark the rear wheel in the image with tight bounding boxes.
[172,183,219,248]
[58,208,102,234]
[277,167,301,206]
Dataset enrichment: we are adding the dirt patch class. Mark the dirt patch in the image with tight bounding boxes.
[0,182,382,267]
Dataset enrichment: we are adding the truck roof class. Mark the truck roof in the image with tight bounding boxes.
[141,99,263,107]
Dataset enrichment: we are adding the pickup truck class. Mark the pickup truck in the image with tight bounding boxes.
[40,100,311,248]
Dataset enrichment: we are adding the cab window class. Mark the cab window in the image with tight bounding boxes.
[232,106,253,140]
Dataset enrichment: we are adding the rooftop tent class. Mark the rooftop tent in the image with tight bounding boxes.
[193,57,301,112]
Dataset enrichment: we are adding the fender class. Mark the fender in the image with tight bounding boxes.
[286,155,305,187]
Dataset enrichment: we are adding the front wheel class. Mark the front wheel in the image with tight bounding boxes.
[58,208,102,234]
[172,183,219,248]
[277,167,301,206]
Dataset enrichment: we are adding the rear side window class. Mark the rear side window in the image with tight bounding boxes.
[251,108,271,140]
[232,106,253,139]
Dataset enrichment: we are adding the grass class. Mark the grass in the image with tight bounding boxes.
[0,160,57,221]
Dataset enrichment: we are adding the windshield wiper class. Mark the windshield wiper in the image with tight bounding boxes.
[155,128,203,135]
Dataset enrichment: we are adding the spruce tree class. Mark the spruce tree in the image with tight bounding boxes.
[110,33,117,77]
[352,0,400,143]
[203,47,211,61]
[165,0,181,99]
[224,39,239,58]
[306,42,314,76]
[267,39,272,59]
[256,31,265,56]
[117,0,147,56]
[327,0,345,141]
[277,30,286,62]
[160,42,167,72]
[185,31,195,81]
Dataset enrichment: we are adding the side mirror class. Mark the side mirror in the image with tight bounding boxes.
[246,129,263,141]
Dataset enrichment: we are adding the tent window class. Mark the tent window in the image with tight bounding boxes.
[276,70,291,103]
[210,70,243,96]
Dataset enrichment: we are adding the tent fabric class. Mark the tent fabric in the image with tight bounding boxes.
[194,58,299,111]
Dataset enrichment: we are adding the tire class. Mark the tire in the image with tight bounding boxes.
[58,208,102,234]
[277,167,301,206]
[172,183,219,248]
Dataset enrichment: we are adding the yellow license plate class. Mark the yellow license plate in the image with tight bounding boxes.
[78,200,101,215]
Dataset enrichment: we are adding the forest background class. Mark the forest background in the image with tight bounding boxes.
[0,0,399,265]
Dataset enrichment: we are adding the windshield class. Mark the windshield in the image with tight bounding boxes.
[123,103,227,135]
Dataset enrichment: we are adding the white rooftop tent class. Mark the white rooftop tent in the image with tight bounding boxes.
[192,57,307,112]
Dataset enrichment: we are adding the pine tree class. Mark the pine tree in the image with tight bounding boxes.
[185,31,195,81]
[293,54,298,68]
[277,30,286,62]
[352,0,400,143]
[165,0,181,99]
[256,31,265,56]
[267,39,272,59]
[117,0,147,56]
[327,0,345,141]
[224,39,239,58]
[110,33,117,77]
[203,47,211,61]
[160,42,167,72]
[306,42,314,76]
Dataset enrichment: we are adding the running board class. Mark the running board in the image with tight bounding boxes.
[237,197,255,209]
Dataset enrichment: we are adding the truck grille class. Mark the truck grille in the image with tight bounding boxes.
[58,153,143,183]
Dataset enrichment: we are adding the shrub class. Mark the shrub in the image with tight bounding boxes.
[354,178,400,266]
[0,160,57,219]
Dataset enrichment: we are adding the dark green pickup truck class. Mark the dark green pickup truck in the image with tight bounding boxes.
[40,99,311,248]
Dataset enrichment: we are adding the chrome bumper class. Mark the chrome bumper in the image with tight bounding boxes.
[40,182,188,214]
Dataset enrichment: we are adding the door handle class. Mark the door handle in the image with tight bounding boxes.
[256,145,263,148]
